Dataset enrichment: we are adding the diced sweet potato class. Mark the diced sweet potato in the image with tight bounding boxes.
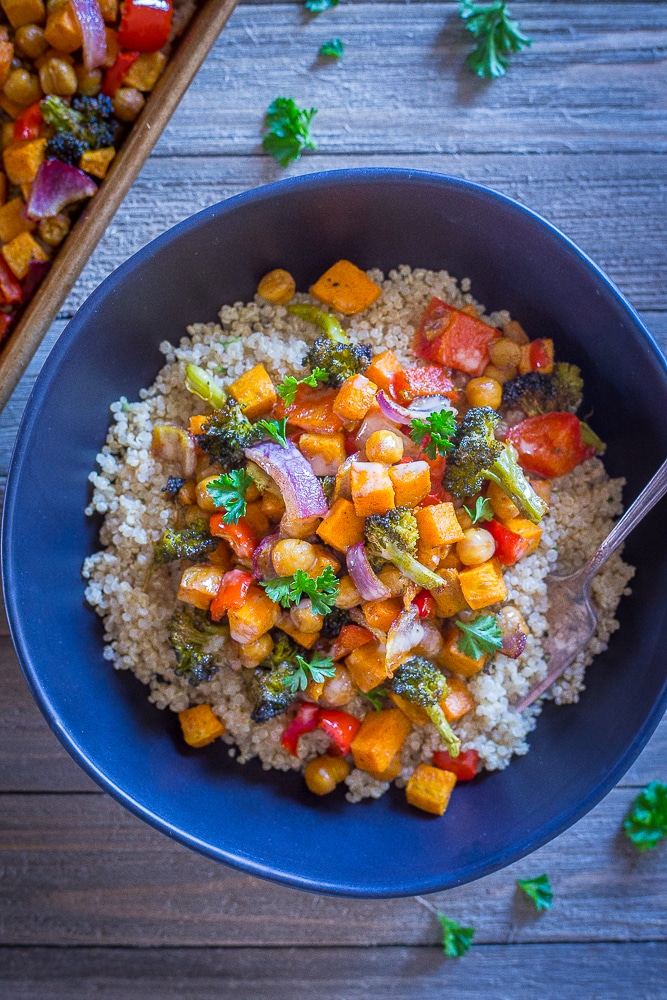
[388,691,428,725]
[0,30,13,89]
[388,461,431,508]
[351,708,412,774]
[1,230,48,280]
[442,675,475,722]
[298,431,346,477]
[333,373,377,420]
[275,614,320,649]
[364,350,402,393]
[440,547,464,571]
[44,2,83,52]
[362,596,403,632]
[433,568,469,618]
[98,0,118,22]
[345,641,389,693]
[3,137,46,184]
[177,565,226,611]
[123,50,167,91]
[178,704,225,748]
[228,363,277,420]
[80,146,116,179]
[416,502,464,547]
[1,0,45,29]
[503,517,543,556]
[189,414,209,435]
[438,627,487,677]
[0,94,24,120]
[365,751,403,782]
[316,497,366,553]
[406,763,457,815]
[227,586,282,643]
[310,259,381,315]
[350,461,395,517]
[0,197,34,242]
[458,557,507,610]
[486,480,520,523]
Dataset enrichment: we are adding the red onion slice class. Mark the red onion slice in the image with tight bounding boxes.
[346,542,391,601]
[386,606,424,673]
[244,440,328,521]
[252,532,281,582]
[376,390,413,426]
[27,159,97,220]
[407,395,456,418]
[71,0,108,69]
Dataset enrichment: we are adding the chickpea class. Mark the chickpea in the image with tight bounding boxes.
[15,25,49,60]
[39,55,76,96]
[456,508,473,531]
[304,754,350,795]
[38,213,70,247]
[280,513,321,539]
[271,538,317,577]
[184,503,211,525]
[257,268,296,305]
[261,491,286,520]
[320,665,356,707]
[1,121,15,149]
[489,338,522,371]
[290,599,324,634]
[112,86,145,122]
[3,69,42,105]
[245,481,261,503]
[335,574,361,609]
[377,564,404,595]
[75,65,102,96]
[243,500,271,539]
[457,527,496,566]
[482,363,511,384]
[308,546,341,576]
[239,634,274,669]
[177,480,197,506]
[501,319,530,345]
[195,475,224,513]
[365,429,404,465]
[465,376,503,410]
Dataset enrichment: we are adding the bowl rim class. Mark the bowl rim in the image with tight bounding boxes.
[3,167,667,898]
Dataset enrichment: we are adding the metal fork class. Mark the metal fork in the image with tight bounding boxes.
[515,457,667,712]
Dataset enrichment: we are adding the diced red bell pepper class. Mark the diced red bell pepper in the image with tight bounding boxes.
[392,365,454,404]
[318,708,361,755]
[209,568,254,622]
[0,257,23,305]
[329,624,374,661]
[102,50,140,96]
[482,518,530,567]
[433,747,479,781]
[507,412,596,479]
[275,383,344,435]
[413,297,500,377]
[344,430,359,456]
[14,101,43,141]
[529,338,552,371]
[417,454,452,504]
[0,311,13,343]
[118,0,173,52]
[209,514,258,559]
[281,702,320,756]
[412,589,436,618]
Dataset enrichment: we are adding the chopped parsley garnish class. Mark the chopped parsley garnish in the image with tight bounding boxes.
[276,368,328,406]
[517,873,554,911]
[459,0,532,79]
[205,468,253,524]
[623,781,667,852]
[285,651,336,693]
[319,37,344,58]
[261,565,340,616]
[409,409,457,460]
[463,496,494,524]
[305,0,339,11]
[438,914,475,957]
[363,687,387,711]
[256,416,289,448]
[262,97,318,167]
[455,614,503,659]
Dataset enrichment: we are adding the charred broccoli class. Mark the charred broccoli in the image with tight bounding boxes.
[161,476,187,496]
[502,363,584,416]
[389,656,460,757]
[41,94,118,156]
[318,475,336,504]
[364,507,446,591]
[249,633,300,722]
[153,517,218,564]
[167,608,226,685]
[320,606,351,639]
[289,303,372,387]
[45,131,86,165]
[444,407,548,523]
[198,399,261,469]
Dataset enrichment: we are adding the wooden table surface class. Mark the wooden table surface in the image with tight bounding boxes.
[1,3,666,996]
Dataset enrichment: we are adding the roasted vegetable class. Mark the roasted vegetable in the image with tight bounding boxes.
[302,335,373,388]
[443,406,548,523]
[45,131,86,166]
[41,94,118,156]
[502,362,584,416]
[388,656,461,757]
[320,606,351,639]
[364,506,445,591]
[167,608,226,685]
[153,517,217,564]
[249,633,301,722]
[197,399,261,469]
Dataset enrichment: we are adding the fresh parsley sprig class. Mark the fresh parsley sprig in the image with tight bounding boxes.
[409,409,457,460]
[206,469,252,525]
[276,368,328,406]
[256,416,289,448]
[517,874,554,911]
[623,781,667,852]
[320,37,344,58]
[455,614,503,659]
[262,97,318,167]
[262,565,340,616]
[463,496,494,524]
[459,0,532,79]
[439,914,476,957]
[305,0,338,11]
[363,687,387,711]
[286,651,336,693]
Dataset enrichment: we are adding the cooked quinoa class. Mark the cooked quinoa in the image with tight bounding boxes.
[82,266,635,803]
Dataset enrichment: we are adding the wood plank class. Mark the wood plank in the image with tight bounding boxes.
[1,943,666,1000]
[0,788,665,946]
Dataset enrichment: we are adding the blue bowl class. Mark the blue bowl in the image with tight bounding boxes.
[4,169,667,897]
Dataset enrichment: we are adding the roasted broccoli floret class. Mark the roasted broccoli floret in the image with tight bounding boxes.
[161,476,186,496]
[41,94,118,153]
[249,634,300,722]
[45,131,86,165]
[389,656,460,757]
[318,475,336,504]
[288,302,372,387]
[364,507,446,591]
[197,399,261,469]
[502,362,584,416]
[444,407,548,523]
[153,517,218,564]
[167,608,226,685]
[320,606,351,639]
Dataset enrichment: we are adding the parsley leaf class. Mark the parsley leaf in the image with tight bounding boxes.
[262,97,318,167]
[409,408,457,460]
[438,914,475,957]
[205,469,252,524]
[363,687,387,711]
[623,781,667,852]
[285,651,336,693]
[276,368,328,406]
[459,0,532,79]
[455,614,503,659]
[256,416,288,448]
[517,874,554,911]
[261,566,340,616]
[463,496,494,524]
[320,37,344,58]
[305,0,338,11]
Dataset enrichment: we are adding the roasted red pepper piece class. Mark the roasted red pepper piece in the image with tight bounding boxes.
[318,708,361,755]
[529,338,552,371]
[433,747,479,781]
[0,257,23,305]
[417,455,452,505]
[281,702,320,755]
[329,623,374,661]
[413,297,500,376]
[482,518,530,566]
[209,513,258,559]
[209,568,254,622]
[392,365,454,404]
[275,383,344,435]
[14,101,43,141]
[102,50,140,96]
[507,412,596,478]
[412,589,437,618]
[118,0,173,52]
